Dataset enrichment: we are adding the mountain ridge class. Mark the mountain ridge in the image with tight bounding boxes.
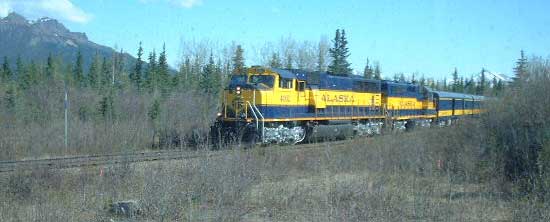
[0,12,136,71]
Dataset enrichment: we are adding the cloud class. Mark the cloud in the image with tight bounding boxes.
[175,0,202,8]
[0,0,92,23]
[140,0,203,9]
[0,1,11,17]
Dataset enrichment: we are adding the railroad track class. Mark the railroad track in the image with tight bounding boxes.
[0,149,216,173]
[0,140,352,173]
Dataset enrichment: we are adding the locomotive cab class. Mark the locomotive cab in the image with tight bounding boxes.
[214,67,308,145]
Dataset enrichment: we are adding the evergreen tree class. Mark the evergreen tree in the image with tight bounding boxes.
[495,79,504,94]
[15,56,24,81]
[100,57,112,89]
[339,29,352,74]
[317,41,327,72]
[459,77,465,92]
[98,93,115,121]
[200,53,220,94]
[451,68,459,92]
[145,50,157,90]
[373,62,381,80]
[398,73,406,82]
[1,56,11,82]
[285,53,293,69]
[4,85,16,113]
[88,53,100,89]
[28,61,39,85]
[477,68,486,95]
[130,42,144,89]
[157,44,170,92]
[328,29,353,75]
[419,75,426,87]
[177,56,192,88]
[363,58,373,79]
[19,60,40,89]
[491,77,498,96]
[45,54,55,79]
[73,50,84,87]
[17,58,30,89]
[465,75,476,94]
[328,29,341,74]
[269,52,282,68]
[513,50,528,85]
[232,45,245,75]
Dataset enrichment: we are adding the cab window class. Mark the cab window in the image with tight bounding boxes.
[228,75,246,88]
[249,75,274,88]
[279,78,293,89]
[297,81,306,91]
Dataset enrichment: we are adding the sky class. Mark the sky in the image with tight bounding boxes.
[1,0,549,79]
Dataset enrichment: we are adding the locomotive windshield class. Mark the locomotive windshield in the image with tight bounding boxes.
[228,75,246,88]
[249,75,274,88]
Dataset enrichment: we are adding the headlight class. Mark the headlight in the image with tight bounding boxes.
[236,86,241,95]
[217,112,222,117]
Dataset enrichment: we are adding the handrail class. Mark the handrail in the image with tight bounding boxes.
[252,91,265,143]
[252,103,265,143]
[245,101,259,129]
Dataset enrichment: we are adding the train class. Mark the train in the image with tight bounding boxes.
[211,66,484,145]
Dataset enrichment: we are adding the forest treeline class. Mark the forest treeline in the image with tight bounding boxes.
[0,29,510,101]
[0,29,528,160]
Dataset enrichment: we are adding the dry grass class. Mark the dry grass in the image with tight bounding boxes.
[0,84,216,160]
[1,57,550,221]
[1,126,541,221]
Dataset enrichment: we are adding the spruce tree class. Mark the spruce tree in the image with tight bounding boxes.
[363,58,373,79]
[513,50,528,86]
[19,60,39,89]
[88,53,100,89]
[491,77,498,96]
[16,56,24,81]
[1,56,11,83]
[459,77,465,92]
[200,53,220,94]
[373,62,381,80]
[339,29,352,74]
[157,44,170,92]
[232,45,245,75]
[477,68,486,95]
[269,53,282,68]
[285,53,293,69]
[145,50,157,90]
[4,85,16,113]
[73,50,84,87]
[28,61,39,85]
[177,56,192,88]
[46,54,55,79]
[317,45,326,72]
[17,57,31,89]
[130,42,144,89]
[328,29,352,75]
[328,29,341,74]
[100,57,112,89]
[398,73,406,82]
[451,68,459,92]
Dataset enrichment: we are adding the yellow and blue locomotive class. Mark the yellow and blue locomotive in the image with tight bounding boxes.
[212,66,484,145]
